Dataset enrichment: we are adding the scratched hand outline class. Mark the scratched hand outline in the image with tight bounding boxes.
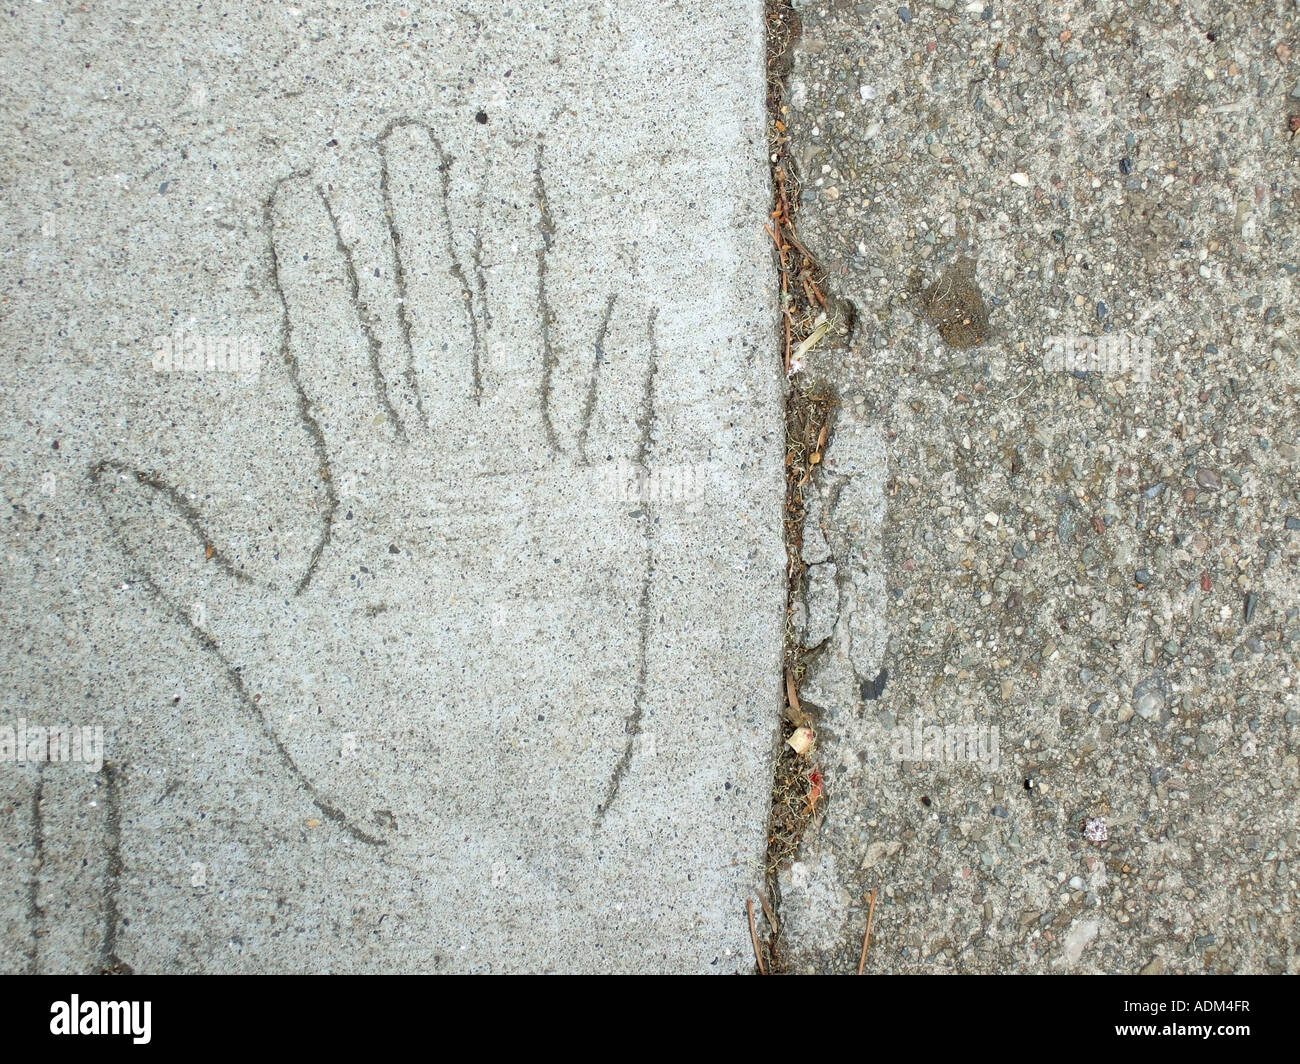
[92,120,660,847]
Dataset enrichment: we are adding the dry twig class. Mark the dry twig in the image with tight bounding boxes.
[748,898,767,975]
[856,887,878,975]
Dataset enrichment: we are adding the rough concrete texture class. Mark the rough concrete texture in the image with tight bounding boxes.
[778,0,1299,973]
[0,2,784,972]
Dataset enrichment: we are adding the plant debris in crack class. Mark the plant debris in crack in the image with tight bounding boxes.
[758,0,857,975]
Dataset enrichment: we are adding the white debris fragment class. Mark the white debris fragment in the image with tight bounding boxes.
[786,726,815,756]
[792,316,830,362]
[1083,817,1109,842]
[1010,172,1031,187]
[1062,918,1100,966]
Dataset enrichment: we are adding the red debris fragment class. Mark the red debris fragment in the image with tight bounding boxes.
[805,769,824,814]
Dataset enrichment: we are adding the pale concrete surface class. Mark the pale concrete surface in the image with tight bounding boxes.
[0,2,784,972]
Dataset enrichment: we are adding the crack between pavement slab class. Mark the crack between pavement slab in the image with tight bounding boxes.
[759,0,860,975]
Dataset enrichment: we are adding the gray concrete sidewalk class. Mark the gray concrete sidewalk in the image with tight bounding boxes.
[776,0,1298,974]
[0,2,784,972]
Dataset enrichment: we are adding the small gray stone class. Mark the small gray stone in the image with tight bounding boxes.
[1058,510,1077,545]
[1134,675,1167,720]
